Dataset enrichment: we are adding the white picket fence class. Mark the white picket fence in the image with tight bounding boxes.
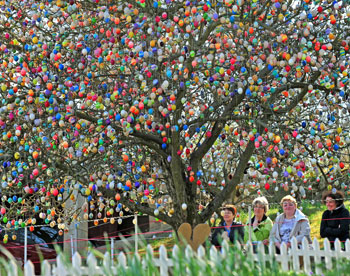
[16,237,350,276]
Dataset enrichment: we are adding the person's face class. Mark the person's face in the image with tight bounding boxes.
[325,197,337,211]
[253,204,265,217]
[282,200,296,216]
[223,209,234,223]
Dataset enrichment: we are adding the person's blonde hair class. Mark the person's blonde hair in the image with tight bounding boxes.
[252,196,269,213]
[280,195,297,207]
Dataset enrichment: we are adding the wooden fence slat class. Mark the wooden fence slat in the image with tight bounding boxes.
[72,251,82,276]
[24,260,35,276]
[313,238,322,275]
[197,245,205,258]
[172,244,179,257]
[87,253,98,275]
[290,237,300,272]
[345,239,350,259]
[159,245,169,276]
[302,237,311,274]
[209,244,219,266]
[9,259,19,276]
[171,244,180,274]
[41,260,51,276]
[334,239,342,252]
[257,242,266,271]
[280,242,289,271]
[246,242,254,257]
[267,242,275,267]
[56,254,68,276]
[221,240,230,258]
[323,238,333,270]
[145,244,156,270]
[103,252,111,267]
[184,245,193,259]
[118,252,127,268]
[334,239,342,271]
[146,244,154,261]
[102,252,112,275]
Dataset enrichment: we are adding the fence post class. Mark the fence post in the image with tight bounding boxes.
[248,206,252,244]
[24,226,28,265]
[134,213,138,254]
[111,238,114,262]
[70,235,74,257]
[74,224,78,254]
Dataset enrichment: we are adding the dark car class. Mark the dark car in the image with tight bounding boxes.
[0,226,62,274]
[88,214,150,247]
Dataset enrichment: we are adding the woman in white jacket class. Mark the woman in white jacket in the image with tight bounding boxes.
[269,195,311,252]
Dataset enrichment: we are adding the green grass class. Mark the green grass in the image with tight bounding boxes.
[300,201,326,241]
[137,237,175,256]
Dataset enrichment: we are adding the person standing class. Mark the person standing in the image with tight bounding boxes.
[320,190,350,249]
[211,204,244,246]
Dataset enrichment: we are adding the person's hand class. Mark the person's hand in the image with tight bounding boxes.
[286,242,291,248]
[275,242,281,249]
[263,239,269,246]
[221,231,229,241]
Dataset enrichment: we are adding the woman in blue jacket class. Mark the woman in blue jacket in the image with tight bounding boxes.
[211,204,244,246]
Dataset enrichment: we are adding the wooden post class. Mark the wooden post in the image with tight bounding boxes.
[71,235,74,257]
[74,224,78,253]
[111,238,114,261]
[248,206,252,244]
[134,214,138,254]
[24,226,28,265]
[63,192,88,255]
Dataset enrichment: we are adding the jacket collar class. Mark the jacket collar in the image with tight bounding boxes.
[251,214,267,224]
[221,220,236,226]
[330,204,345,214]
[281,209,307,222]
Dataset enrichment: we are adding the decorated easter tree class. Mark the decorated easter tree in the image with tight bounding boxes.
[0,0,350,235]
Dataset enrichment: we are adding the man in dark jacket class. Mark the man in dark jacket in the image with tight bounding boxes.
[211,204,244,246]
[320,190,350,249]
